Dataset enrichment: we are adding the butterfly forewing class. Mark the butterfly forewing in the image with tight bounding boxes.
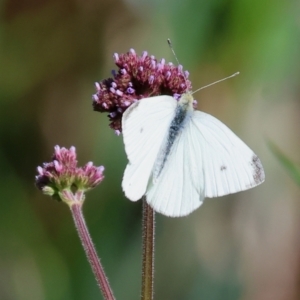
[122,96,177,201]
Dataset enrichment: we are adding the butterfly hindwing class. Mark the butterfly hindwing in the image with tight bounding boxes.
[146,115,205,217]
[191,111,265,197]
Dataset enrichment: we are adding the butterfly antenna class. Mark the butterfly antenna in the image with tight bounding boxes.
[167,38,190,88]
[167,38,180,66]
[192,72,240,95]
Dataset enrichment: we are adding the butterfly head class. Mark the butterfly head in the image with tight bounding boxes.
[178,92,195,112]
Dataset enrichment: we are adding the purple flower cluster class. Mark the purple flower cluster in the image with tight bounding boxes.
[92,49,192,132]
[35,146,104,200]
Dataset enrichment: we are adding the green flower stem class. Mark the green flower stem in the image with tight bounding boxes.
[70,202,115,300]
[141,199,155,300]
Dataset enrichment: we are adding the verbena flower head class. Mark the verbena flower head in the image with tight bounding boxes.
[35,146,104,203]
[92,49,192,132]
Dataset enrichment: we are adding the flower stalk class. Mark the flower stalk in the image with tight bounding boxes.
[70,201,115,300]
[141,199,155,300]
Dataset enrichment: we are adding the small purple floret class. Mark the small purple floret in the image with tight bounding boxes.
[142,51,148,61]
[127,87,135,94]
[157,63,163,71]
[151,60,156,69]
[149,75,154,84]
[173,93,181,100]
[54,160,62,172]
[109,112,117,118]
[129,48,136,55]
[92,94,99,101]
[37,166,43,175]
[113,53,119,62]
[95,82,100,91]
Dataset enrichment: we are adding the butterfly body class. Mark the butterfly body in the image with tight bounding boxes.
[153,93,194,181]
[122,93,265,217]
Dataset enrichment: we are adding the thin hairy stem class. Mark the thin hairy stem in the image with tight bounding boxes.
[141,199,155,300]
[70,203,115,300]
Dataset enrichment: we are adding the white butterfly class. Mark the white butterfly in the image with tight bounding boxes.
[122,92,265,217]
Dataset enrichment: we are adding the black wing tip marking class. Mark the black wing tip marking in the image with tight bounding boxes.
[251,155,265,184]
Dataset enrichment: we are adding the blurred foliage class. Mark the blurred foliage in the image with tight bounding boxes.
[268,140,300,187]
[0,0,300,299]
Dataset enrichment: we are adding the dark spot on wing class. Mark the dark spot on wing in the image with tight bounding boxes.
[251,155,264,184]
[140,127,143,133]
[220,165,227,171]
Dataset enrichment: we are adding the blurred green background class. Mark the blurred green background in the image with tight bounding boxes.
[1,0,300,299]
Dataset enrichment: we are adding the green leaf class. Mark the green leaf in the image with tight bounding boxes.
[268,140,300,186]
